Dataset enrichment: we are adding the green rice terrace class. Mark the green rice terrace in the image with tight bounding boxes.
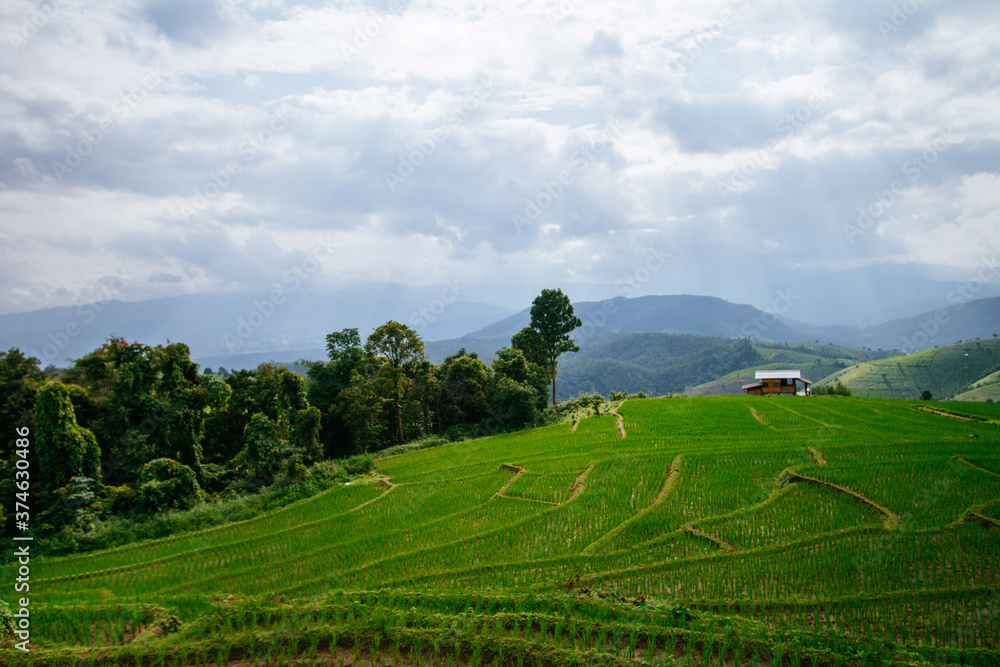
[6,396,1000,666]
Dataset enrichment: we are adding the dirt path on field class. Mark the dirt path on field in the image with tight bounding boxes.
[682,523,735,552]
[610,401,626,438]
[807,446,827,465]
[570,417,580,432]
[964,509,1000,529]
[582,455,683,555]
[493,464,526,499]
[566,462,596,502]
[348,483,397,513]
[955,456,1000,477]
[786,469,901,529]
[913,405,976,421]
[750,407,765,424]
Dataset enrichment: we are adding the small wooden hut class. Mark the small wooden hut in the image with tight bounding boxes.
[743,370,811,396]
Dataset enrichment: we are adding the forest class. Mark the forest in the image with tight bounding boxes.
[0,290,588,554]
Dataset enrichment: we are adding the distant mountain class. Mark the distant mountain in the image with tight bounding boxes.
[424,294,810,365]
[0,284,514,369]
[750,262,1000,327]
[4,278,997,375]
[465,294,806,341]
[791,297,1000,352]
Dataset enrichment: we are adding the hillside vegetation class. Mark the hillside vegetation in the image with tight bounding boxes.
[7,395,999,666]
[822,337,1000,400]
[685,342,896,396]
[557,333,763,399]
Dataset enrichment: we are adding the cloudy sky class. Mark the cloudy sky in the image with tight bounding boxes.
[1,0,998,315]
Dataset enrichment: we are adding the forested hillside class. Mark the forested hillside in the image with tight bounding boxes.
[556,334,763,399]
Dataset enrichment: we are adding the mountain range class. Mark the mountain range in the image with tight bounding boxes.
[1,262,998,371]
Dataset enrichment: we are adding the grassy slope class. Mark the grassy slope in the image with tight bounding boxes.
[5,396,1000,666]
[954,368,1000,402]
[683,342,886,396]
[821,336,1000,400]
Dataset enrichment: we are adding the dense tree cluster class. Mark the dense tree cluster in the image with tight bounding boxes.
[0,290,581,542]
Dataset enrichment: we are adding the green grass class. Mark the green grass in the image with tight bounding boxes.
[685,342,876,396]
[821,336,1000,400]
[954,368,1000,402]
[4,395,1000,666]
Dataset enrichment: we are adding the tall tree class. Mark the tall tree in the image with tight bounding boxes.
[364,321,425,444]
[306,329,365,458]
[436,349,491,430]
[325,328,362,363]
[203,363,307,466]
[524,289,582,406]
[34,381,101,498]
[493,345,549,412]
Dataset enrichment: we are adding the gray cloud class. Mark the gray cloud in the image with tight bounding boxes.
[0,0,996,315]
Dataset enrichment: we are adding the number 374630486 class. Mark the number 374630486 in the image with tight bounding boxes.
[14,426,30,529]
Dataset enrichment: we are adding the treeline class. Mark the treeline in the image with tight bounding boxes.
[0,289,584,551]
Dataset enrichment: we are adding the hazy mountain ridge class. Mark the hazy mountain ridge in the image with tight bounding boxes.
[0,285,515,368]
[2,279,998,374]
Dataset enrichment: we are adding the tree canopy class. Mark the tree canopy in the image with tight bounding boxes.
[521,288,582,405]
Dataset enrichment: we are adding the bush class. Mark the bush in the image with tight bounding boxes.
[132,459,203,516]
[0,600,15,647]
[813,381,852,396]
[309,459,348,483]
[344,453,375,476]
[36,476,103,533]
[276,453,310,487]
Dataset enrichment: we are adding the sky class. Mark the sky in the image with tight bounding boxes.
[1,0,998,316]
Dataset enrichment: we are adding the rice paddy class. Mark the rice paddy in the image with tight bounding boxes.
[4,395,1000,666]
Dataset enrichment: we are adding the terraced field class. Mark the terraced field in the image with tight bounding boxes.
[823,337,1000,400]
[5,396,1000,666]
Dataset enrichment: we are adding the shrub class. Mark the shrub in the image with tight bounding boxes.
[132,459,203,516]
[344,452,375,476]
[0,600,14,647]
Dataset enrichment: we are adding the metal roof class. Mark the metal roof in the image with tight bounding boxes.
[755,370,801,380]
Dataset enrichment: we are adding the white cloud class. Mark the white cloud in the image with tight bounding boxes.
[0,0,997,314]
